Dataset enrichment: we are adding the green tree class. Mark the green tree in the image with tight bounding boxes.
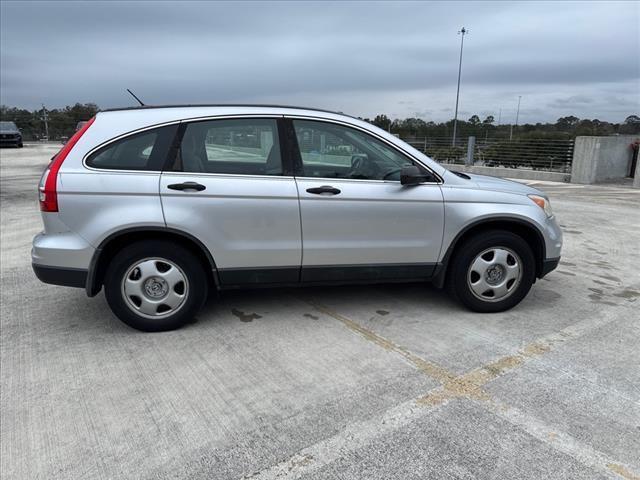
[620,115,640,134]
[372,114,391,131]
[575,119,595,136]
[468,115,481,126]
[555,116,580,132]
[0,103,98,140]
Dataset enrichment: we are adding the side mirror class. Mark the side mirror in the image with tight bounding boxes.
[401,165,431,185]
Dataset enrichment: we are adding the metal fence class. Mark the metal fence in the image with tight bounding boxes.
[403,137,470,165]
[402,136,575,173]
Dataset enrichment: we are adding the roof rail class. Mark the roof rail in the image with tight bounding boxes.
[100,103,351,117]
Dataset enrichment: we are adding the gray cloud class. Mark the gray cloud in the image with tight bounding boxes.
[1,0,638,123]
[550,96,595,107]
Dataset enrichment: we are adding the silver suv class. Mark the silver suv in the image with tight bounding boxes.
[32,105,562,331]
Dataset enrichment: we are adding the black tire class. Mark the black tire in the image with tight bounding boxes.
[17,142,23,148]
[104,240,208,331]
[446,230,536,313]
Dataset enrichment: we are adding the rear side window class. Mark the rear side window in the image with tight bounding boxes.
[177,118,282,175]
[86,124,177,171]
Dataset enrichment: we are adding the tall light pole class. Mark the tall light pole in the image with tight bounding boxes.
[41,104,49,141]
[509,95,522,141]
[452,27,468,147]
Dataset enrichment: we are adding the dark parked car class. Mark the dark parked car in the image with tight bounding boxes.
[0,121,23,148]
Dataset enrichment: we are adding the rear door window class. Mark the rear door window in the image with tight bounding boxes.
[86,124,177,171]
[177,118,282,175]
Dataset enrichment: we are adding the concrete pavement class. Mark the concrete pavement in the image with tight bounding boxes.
[1,144,639,479]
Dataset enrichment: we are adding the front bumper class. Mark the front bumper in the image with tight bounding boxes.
[32,263,87,288]
[0,137,21,146]
[540,257,560,278]
[543,215,563,260]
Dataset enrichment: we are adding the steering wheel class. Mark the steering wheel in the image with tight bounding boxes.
[348,156,380,179]
[347,156,363,177]
[382,168,402,180]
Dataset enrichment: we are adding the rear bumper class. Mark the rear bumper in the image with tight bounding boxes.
[32,263,87,288]
[540,257,560,278]
[31,230,95,269]
[31,229,95,291]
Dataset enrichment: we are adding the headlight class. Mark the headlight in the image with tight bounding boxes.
[528,194,553,218]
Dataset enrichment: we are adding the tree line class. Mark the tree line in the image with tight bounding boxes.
[1,103,638,141]
[0,103,99,140]
[362,114,640,140]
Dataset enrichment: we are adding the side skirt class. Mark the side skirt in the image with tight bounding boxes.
[218,263,437,289]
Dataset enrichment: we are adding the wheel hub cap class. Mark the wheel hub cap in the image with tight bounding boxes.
[486,265,505,285]
[143,277,168,299]
[467,247,523,302]
[121,258,189,318]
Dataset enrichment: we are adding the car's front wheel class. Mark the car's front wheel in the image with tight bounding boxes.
[447,230,536,312]
[104,240,208,331]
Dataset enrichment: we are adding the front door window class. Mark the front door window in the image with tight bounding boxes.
[292,119,415,181]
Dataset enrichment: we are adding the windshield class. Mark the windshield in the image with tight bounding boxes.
[0,121,18,132]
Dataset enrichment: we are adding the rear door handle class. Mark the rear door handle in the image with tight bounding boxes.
[167,182,206,192]
[306,185,341,195]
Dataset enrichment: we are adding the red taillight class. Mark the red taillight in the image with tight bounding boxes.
[39,116,95,212]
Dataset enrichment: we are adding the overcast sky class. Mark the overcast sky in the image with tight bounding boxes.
[1,1,638,123]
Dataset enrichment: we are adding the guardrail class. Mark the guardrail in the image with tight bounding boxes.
[402,136,574,173]
[403,137,470,165]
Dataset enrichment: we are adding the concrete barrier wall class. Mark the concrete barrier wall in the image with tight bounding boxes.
[571,135,638,184]
[446,164,570,183]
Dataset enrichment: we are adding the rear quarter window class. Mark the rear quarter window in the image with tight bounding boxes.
[86,124,177,171]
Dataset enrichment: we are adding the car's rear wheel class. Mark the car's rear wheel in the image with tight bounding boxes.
[104,240,207,331]
[447,230,535,312]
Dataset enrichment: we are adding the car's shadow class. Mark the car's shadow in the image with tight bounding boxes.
[195,281,460,324]
[67,276,563,334]
[50,280,454,335]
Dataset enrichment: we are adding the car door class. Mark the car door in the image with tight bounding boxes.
[288,118,445,283]
[160,116,302,286]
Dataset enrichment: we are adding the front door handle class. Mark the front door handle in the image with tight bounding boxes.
[167,182,206,192]
[306,185,341,195]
